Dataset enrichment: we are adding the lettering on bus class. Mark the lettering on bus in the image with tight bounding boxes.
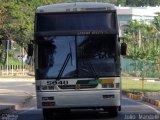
[77,31,108,35]
[47,80,69,85]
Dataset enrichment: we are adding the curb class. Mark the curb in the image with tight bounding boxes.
[15,95,33,110]
[124,92,160,107]
[126,93,142,100]
[143,97,160,107]
[0,95,33,115]
[0,105,15,115]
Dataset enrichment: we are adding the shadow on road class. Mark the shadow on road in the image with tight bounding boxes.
[52,110,116,120]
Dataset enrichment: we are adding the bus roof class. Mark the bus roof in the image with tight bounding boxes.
[36,2,116,13]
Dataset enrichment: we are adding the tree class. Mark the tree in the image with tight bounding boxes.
[0,1,33,48]
[153,16,160,31]
[126,0,160,6]
[123,20,160,61]
[152,16,160,74]
[123,19,160,77]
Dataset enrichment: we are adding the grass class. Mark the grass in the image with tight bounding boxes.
[0,57,23,66]
[122,78,160,93]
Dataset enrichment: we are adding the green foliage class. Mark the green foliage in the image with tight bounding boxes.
[123,20,160,61]
[126,0,160,6]
[0,58,22,66]
[153,16,160,31]
[8,58,22,65]
[0,1,33,49]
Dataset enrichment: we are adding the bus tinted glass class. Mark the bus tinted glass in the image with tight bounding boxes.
[36,12,116,32]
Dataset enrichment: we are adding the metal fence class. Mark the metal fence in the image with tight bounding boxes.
[121,57,160,78]
[0,65,29,76]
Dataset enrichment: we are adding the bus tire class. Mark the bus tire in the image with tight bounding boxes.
[104,106,118,117]
[108,107,118,117]
[43,109,54,120]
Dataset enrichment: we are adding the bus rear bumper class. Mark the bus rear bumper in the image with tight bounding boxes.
[37,89,121,109]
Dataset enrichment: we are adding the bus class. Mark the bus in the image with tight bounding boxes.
[28,2,127,120]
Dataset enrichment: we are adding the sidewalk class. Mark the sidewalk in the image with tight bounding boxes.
[0,78,35,115]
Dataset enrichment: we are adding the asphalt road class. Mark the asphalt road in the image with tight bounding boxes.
[0,78,159,120]
[0,78,35,95]
[5,96,159,120]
